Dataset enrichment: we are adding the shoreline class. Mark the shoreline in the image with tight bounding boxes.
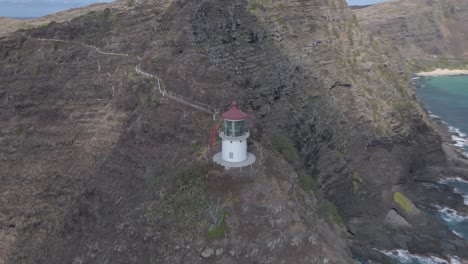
[416,68,468,77]
[427,113,468,181]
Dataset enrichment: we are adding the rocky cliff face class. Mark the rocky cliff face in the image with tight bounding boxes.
[1,0,467,263]
[354,0,468,67]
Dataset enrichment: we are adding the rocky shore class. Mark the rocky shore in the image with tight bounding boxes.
[428,114,468,179]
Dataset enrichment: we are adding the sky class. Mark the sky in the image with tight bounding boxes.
[0,0,389,18]
[0,0,113,18]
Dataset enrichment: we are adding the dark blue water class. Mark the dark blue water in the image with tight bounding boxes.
[445,180,468,206]
[433,179,468,240]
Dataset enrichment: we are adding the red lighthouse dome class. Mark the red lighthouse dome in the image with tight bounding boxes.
[222,101,247,120]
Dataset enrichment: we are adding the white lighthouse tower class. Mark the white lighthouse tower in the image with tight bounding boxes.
[213,101,256,168]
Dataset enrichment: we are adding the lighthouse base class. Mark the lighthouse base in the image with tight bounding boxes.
[213,152,256,168]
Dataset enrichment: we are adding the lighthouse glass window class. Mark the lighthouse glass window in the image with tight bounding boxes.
[224,120,245,137]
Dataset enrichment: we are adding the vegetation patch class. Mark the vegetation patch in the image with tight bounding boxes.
[277,3,285,11]
[275,17,286,26]
[297,172,343,228]
[127,68,137,81]
[247,0,267,11]
[352,172,363,192]
[298,173,321,200]
[272,135,298,162]
[393,192,413,212]
[319,200,345,227]
[147,164,209,239]
[207,211,228,239]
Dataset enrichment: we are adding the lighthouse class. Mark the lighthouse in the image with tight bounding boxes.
[213,101,256,168]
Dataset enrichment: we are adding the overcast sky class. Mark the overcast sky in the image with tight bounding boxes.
[0,0,389,18]
[0,0,113,17]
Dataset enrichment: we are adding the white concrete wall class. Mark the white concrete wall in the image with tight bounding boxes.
[222,139,247,162]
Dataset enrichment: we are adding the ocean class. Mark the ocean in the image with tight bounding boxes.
[416,75,468,246]
[416,75,468,155]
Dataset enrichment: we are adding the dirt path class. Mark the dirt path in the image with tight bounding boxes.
[30,37,219,118]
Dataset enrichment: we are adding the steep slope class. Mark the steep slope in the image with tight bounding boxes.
[354,0,468,67]
[1,0,468,263]
[0,33,352,264]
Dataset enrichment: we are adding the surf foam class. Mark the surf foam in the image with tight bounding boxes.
[434,205,468,223]
[438,178,468,206]
[380,249,460,264]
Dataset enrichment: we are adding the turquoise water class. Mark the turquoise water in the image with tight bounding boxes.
[416,76,468,154]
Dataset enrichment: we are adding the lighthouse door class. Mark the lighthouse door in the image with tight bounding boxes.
[229,152,234,159]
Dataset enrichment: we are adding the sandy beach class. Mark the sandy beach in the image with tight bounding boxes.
[416,68,468,77]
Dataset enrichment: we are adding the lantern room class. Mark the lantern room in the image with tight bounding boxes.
[222,101,247,137]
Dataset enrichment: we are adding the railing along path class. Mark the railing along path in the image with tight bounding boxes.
[31,37,218,118]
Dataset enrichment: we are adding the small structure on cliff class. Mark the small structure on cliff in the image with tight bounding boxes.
[213,101,256,168]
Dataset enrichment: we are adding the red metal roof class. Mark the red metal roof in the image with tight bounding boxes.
[222,101,247,120]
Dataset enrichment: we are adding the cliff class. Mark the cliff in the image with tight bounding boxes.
[1,0,467,263]
[354,0,468,69]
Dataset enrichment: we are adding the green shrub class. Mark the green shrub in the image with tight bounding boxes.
[320,200,345,227]
[127,70,136,81]
[298,173,321,200]
[393,192,413,212]
[352,172,363,192]
[248,0,267,11]
[207,211,228,239]
[276,17,286,25]
[272,136,298,162]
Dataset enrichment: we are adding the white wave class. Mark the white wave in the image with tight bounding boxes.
[429,114,441,119]
[439,177,468,184]
[437,178,468,206]
[412,77,421,80]
[449,126,467,138]
[452,230,464,239]
[451,187,468,206]
[435,206,468,223]
[380,249,457,264]
[460,193,468,206]
[452,137,467,148]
